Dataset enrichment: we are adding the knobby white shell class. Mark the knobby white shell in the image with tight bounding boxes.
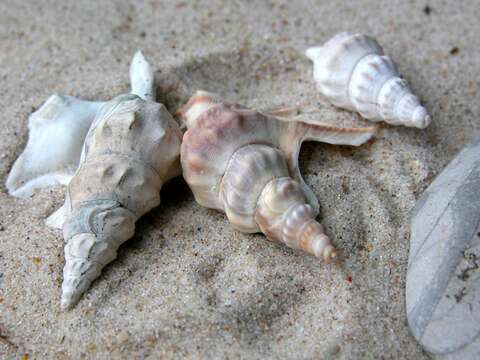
[59,93,181,309]
[178,91,376,261]
[7,52,183,309]
[306,32,431,128]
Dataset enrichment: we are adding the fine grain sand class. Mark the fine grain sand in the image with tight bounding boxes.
[1,1,479,359]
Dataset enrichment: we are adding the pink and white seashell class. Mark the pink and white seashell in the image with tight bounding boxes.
[178,91,377,261]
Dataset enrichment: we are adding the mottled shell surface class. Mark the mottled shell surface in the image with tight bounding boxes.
[180,97,300,211]
[306,32,431,128]
[179,91,376,261]
[68,94,181,215]
[180,92,375,213]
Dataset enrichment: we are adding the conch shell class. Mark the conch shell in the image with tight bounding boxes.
[306,32,431,128]
[7,52,182,309]
[178,91,376,260]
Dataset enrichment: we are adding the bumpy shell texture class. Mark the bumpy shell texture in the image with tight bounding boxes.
[306,32,431,128]
[178,91,376,261]
[60,94,181,308]
[7,52,182,309]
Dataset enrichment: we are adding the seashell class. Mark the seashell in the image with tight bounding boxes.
[178,91,376,260]
[58,52,182,309]
[305,32,431,128]
[6,52,158,200]
[7,52,183,308]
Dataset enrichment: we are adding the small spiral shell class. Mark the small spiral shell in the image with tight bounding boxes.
[306,32,431,128]
[255,176,337,261]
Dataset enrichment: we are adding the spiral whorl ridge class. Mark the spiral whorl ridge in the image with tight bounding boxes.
[220,144,336,261]
[61,200,136,308]
[306,32,431,128]
[59,94,181,308]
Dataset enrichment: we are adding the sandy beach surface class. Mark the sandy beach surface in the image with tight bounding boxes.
[1,1,479,358]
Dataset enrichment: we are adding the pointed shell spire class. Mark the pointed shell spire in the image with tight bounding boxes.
[178,91,376,260]
[306,32,431,129]
[130,50,155,101]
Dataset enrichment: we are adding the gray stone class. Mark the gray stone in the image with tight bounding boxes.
[407,138,480,359]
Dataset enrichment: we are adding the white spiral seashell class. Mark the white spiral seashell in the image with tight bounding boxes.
[57,52,183,309]
[59,93,182,309]
[306,32,431,128]
[179,91,378,261]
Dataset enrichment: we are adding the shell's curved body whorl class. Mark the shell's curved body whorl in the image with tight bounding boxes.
[60,94,182,308]
[180,99,315,211]
[179,91,376,260]
[221,145,290,233]
[306,32,431,128]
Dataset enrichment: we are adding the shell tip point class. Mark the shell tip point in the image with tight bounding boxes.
[411,106,431,129]
[419,114,431,129]
[322,245,338,262]
[131,50,150,68]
